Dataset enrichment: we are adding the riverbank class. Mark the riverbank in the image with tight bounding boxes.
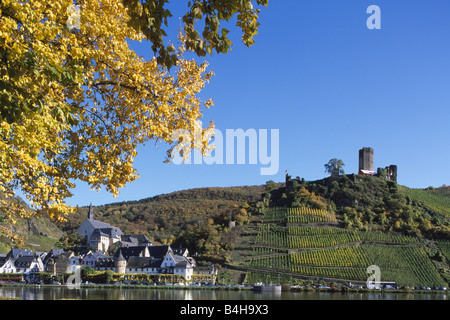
[0,282,249,291]
[0,282,448,295]
[0,284,448,301]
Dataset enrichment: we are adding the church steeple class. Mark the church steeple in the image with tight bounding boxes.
[88,203,94,221]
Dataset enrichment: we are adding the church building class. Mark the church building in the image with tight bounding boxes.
[76,204,124,253]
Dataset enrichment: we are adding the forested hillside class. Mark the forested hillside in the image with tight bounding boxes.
[58,186,265,262]
[229,174,450,287]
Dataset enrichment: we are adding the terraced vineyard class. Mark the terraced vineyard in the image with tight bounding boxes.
[246,207,449,287]
[436,240,450,262]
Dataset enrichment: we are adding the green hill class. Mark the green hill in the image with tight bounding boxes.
[227,175,450,288]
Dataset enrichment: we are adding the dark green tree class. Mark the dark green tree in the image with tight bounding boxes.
[324,158,345,177]
[123,0,269,69]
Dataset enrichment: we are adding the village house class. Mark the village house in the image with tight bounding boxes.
[81,251,106,268]
[42,249,64,266]
[44,252,72,275]
[161,251,196,280]
[96,256,116,271]
[0,251,44,274]
[194,265,218,278]
[67,255,82,273]
[0,256,16,274]
[120,234,153,247]
[106,245,196,280]
[6,249,33,259]
[15,256,44,273]
[114,246,151,260]
[125,256,160,274]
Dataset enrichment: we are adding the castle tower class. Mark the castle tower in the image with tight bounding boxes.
[88,203,94,221]
[385,165,398,183]
[359,147,374,173]
[115,252,126,274]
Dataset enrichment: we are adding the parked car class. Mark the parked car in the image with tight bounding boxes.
[173,283,185,286]
[318,285,330,289]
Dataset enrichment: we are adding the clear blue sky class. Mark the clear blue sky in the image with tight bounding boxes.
[67,0,450,207]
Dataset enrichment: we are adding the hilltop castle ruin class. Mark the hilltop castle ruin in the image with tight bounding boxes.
[358,147,397,183]
[284,147,398,189]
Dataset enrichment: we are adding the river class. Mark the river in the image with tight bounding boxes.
[0,285,448,300]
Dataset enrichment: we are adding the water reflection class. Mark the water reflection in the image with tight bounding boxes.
[0,286,448,300]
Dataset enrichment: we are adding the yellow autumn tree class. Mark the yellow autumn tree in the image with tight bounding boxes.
[0,0,268,245]
[0,0,216,227]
